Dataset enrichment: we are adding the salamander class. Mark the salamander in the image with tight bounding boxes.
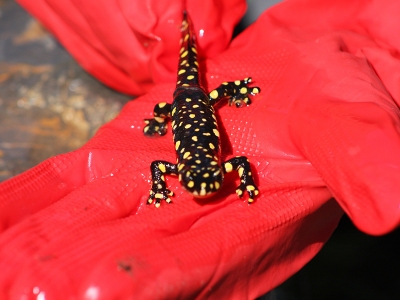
[144,12,260,208]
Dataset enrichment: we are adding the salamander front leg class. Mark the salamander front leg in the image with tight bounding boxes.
[144,102,172,136]
[222,156,259,203]
[209,77,260,107]
[148,160,178,208]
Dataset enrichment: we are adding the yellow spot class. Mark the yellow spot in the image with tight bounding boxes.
[236,189,243,196]
[184,33,189,41]
[178,69,186,75]
[240,87,247,94]
[187,75,194,80]
[192,47,197,54]
[181,59,187,65]
[192,136,198,141]
[209,143,215,150]
[195,128,200,132]
[210,183,214,189]
[224,162,233,173]
[193,104,199,108]
[247,185,256,191]
[178,164,185,171]
[172,107,177,116]
[188,181,194,188]
[195,160,201,164]
[154,117,164,123]
[234,80,241,85]
[157,184,163,189]
[183,152,190,159]
[158,102,167,108]
[215,182,220,189]
[186,98,192,102]
[200,189,206,196]
[210,90,218,99]
[180,147,185,153]
[194,61,199,66]
[180,46,185,53]
[185,124,192,129]
[181,50,188,58]
[203,173,210,178]
[189,114,195,118]
[252,87,260,94]
[203,132,211,136]
[155,193,164,199]
[159,163,166,173]
[175,141,181,150]
[213,129,219,137]
[155,202,161,208]
[222,82,228,85]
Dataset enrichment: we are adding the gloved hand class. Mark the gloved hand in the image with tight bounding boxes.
[1,0,399,298]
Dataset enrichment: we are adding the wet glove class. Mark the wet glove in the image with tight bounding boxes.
[1,0,400,298]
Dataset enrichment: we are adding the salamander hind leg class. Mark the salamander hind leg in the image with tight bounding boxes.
[144,102,172,136]
[148,161,178,208]
[223,156,259,203]
[209,77,261,107]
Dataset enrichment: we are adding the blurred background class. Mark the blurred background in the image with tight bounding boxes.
[0,0,399,298]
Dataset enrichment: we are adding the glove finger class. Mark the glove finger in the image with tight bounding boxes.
[16,0,246,95]
[277,18,400,235]
[291,94,400,235]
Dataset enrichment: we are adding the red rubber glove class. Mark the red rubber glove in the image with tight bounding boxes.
[14,0,246,95]
[2,0,400,298]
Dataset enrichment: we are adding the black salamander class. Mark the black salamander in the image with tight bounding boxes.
[144,12,260,208]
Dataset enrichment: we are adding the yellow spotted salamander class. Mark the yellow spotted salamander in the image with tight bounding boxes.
[144,12,260,208]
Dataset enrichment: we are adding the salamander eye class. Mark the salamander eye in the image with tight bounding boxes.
[234,100,244,108]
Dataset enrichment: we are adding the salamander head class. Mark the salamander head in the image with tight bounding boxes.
[178,165,223,198]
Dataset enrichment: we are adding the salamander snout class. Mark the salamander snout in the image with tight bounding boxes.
[179,166,223,198]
